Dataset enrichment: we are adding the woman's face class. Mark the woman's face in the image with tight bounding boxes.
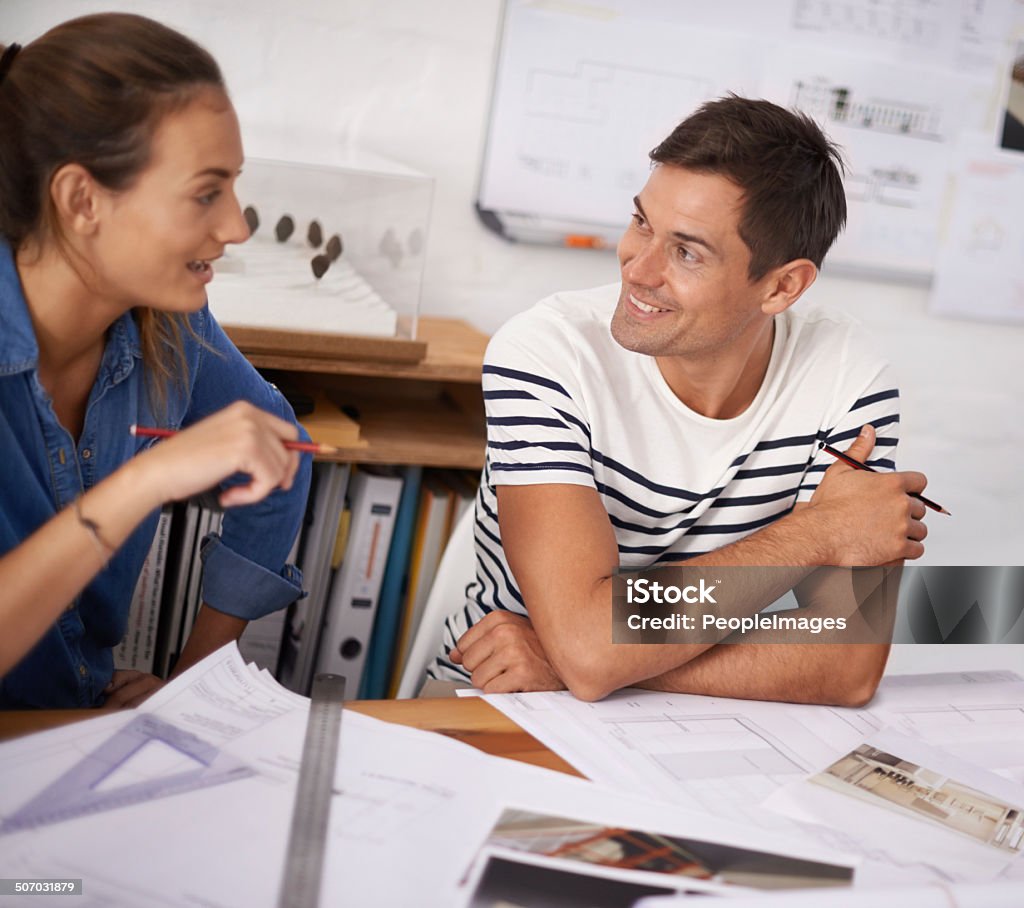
[86,88,249,312]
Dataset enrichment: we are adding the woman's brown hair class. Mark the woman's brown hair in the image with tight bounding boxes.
[0,13,226,409]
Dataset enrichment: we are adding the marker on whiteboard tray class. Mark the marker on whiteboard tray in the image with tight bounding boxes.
[563,234,607,249]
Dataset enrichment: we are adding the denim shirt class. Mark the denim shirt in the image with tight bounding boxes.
[0,242,311,708]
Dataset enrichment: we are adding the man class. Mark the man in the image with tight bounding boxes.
[429,96,929,704]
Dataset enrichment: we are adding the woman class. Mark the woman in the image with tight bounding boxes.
[0,14,312,708]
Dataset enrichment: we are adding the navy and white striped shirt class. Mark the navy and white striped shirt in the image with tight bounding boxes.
[431,284,899,682]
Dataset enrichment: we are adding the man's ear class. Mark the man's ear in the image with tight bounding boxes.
[49,164,104,237]
[761,259,818,316]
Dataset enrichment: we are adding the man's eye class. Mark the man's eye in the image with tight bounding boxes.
[677,246,695,262]
[631,212,646,228]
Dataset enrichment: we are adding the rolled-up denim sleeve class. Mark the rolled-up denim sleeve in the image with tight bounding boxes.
[183,307,313,620]
[199,534,304,620]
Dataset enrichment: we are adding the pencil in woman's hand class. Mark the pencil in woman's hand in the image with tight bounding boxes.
[130,424,339,456]
[819,441,950,516]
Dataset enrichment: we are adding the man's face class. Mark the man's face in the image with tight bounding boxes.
[611,165,773,360]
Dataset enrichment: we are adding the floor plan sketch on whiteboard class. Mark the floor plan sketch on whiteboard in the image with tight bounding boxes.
[845,161,924,208]
[478,6,761,226]
[787,0,1014,73]
[476,0,1017,278]
[791,0,948,48]
[525,62,711,127]
[758,45,970,274]
[791,78,944,140]
[517,60,713,199]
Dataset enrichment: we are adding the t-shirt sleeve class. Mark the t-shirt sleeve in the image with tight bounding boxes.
[796,363,901,503]
[483,312,596,491]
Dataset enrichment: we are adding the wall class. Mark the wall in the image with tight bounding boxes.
[5,0,1023,571]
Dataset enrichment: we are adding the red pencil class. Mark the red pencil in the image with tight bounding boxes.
[130,424,339,456]
[819,441,950,516]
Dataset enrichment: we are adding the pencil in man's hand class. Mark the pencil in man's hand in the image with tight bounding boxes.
[130,424,339,456]
[818,441,950,516]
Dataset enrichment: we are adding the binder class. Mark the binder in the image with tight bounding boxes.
[314,469,404,690]
[387,474,456,696]
[115,508,173,673]
[359,466,423,699]
[154,501,201,678]
[277,461,350,694]
[182,505,222,642]
[438,469,478,537]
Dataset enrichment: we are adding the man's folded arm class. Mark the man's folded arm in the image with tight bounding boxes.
[495,428,925,702]
[496,483,826,701]
[635,564,901,707]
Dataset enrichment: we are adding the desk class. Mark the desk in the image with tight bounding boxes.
[0,697,582,778]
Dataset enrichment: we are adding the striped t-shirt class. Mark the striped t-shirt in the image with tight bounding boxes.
[430,284,899,683]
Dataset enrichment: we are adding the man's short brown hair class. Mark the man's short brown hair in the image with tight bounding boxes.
[650,95,847,280]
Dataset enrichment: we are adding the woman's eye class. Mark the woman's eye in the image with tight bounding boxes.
[197,191,221,206]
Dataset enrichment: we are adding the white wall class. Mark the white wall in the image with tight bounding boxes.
[6,0,1024,568]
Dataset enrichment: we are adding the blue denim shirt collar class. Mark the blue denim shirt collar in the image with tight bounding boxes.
[0,240,143,387]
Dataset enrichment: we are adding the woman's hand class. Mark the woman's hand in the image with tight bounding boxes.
[132,401,301,510]
[103,669,165,708]
[0,401,303,678]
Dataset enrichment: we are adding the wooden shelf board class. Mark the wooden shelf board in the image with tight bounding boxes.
[241,316,487,383]
[298,395,361,448]
[223,324,427,364]
[313,392,485,469]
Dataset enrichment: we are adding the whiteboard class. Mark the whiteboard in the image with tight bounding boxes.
[476,0,1016,280]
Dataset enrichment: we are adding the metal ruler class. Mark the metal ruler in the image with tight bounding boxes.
[278,673,346,908]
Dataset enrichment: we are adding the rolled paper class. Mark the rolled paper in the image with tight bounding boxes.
[310,253,331,279]
[326,234,343,261]
[243,205,259,235]
[275,215,295,242]
[307,220,323,248]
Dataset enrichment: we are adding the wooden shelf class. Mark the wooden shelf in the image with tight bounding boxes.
[224,324,427,365]
[261,317,489,469]
[313,390,485,469]
[241,316,488,383]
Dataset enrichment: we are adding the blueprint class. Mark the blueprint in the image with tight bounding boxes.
[0,645,848,907]
[484,669,1024,886]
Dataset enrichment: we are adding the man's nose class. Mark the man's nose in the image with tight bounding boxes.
[622,240,664,287]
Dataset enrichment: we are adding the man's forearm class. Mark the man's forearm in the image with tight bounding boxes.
[507,426,924,702]
[542,506,831,700]
[578,562,897,705]
[637,641,890,707]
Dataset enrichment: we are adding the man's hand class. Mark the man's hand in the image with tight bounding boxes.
[103,669,165,708]
[809,424,929,566]
[451,611,565,693]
